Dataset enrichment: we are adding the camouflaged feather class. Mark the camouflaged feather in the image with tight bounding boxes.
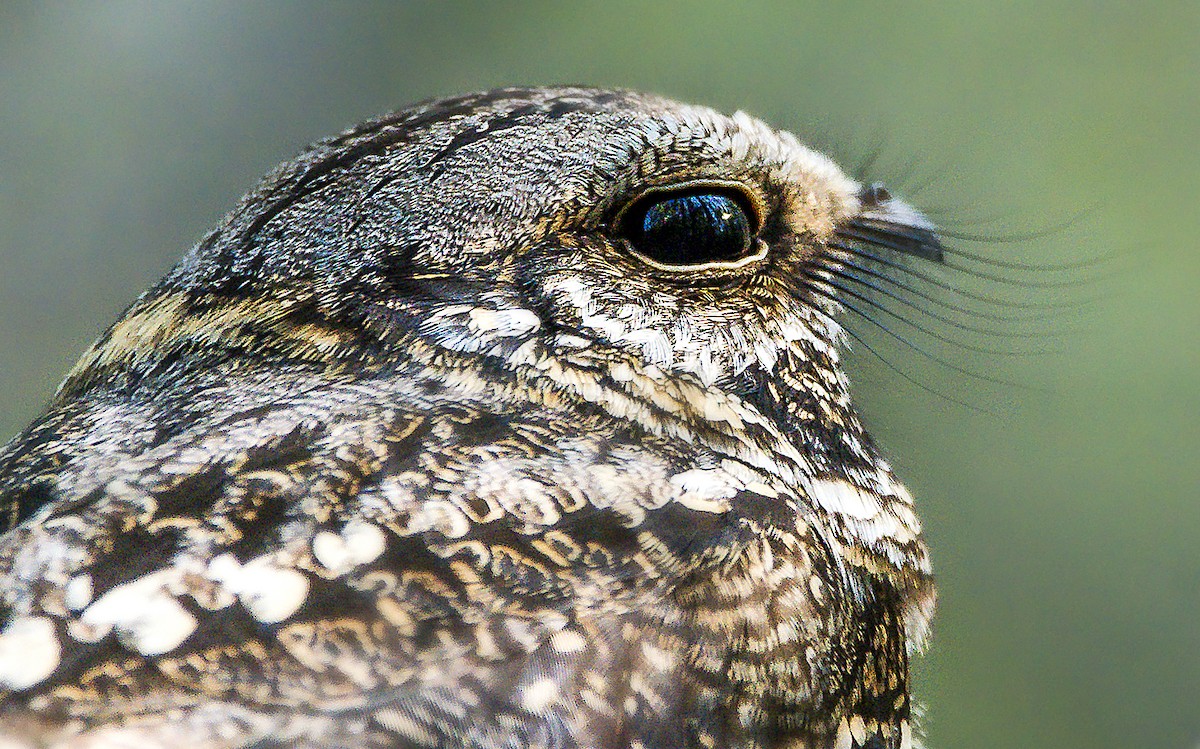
[0,87,936,749]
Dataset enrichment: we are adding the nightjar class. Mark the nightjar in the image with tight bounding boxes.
[0,87,941,749]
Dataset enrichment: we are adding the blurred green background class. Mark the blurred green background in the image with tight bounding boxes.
[1,2,1196,747]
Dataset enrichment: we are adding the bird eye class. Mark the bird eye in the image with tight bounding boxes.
[622,189,757,267]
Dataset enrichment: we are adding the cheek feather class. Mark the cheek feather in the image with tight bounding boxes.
[545,269,846,390]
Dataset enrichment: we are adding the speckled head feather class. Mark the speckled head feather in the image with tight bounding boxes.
[0,87,939,749]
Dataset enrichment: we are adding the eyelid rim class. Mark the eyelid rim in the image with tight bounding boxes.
[609,179,769,274]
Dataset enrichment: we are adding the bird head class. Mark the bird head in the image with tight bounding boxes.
[61,87,943,467]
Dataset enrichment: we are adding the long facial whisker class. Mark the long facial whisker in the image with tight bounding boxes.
[852,216,1108,271]
[835,220,1104,288]
[837,228,1102,290]
[819,257,1071,339]
[826,240,1098,311]
[821,264,1073,348]
[938,243,1116,271]
[851,142,887,184]
[934,210,1092,246]
[831,309,997,415]
[941,258,1104,289]
[826,247,1050,322]
[804,271,1056,359]
[795,279,1040,391]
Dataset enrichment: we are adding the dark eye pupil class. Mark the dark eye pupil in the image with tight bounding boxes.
[630,191,753,266]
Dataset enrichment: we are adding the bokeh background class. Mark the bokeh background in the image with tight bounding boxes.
[1,3,1196,747]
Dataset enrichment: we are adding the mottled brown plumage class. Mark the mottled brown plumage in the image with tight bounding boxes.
[0,87,940,748]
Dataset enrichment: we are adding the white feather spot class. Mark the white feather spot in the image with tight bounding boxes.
[63,574,93,612]
[312,531,349,572]
[552,333,591,349]
[699,394,745,429]
[208,554,309,624]
[123,596,197,656]
[344,522,388,563]
[670,468,740,514]
[807,478,883,520]
[609,361,636,382]
[549,628,587,654]
[521,678,560,712]
[0,617,60,690]
[833,719,853,749]
[848,715,868,744]
[312,522,387,574]
[468,307,540,337]
[80,571,197,656]
[640,640,674,671]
